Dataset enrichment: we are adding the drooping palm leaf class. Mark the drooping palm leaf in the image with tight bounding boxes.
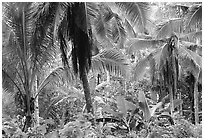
[87,2,100,21]
[125,38,164,55]
[113,14,127,48]
[178,45,202,69]
[91,49,131,78]
[180,40,202,56]
[156,18,183,39]
[180,40,202,48]
[124,19,137,38]
[2,69,23,95]
[185,4,202,29]
[101,2,115,23]
[179,30,202,41]
[35,67,71,99]
[132,52,152,82]
[31,2,60,71]
[115,2,150,33]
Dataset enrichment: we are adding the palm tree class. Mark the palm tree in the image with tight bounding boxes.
[29,2,95,114]
[125,3,202,123]
[35,2,151,114]
[2,2,73,131]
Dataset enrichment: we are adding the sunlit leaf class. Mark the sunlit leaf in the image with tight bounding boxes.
[116,96,127,116]
[138,91,151,121]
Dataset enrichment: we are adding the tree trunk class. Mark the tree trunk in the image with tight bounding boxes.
[34,75,40,126]
[167,35,179,116]
[194,29,200,124]
[23,89,32,132]
[194,73,199,124]
[81,70,94,114]
[178,91,183,115]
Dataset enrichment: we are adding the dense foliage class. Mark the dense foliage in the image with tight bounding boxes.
[2,2,202,138]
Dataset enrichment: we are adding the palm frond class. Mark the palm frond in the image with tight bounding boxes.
[180,40,202,56]
[91,49,131,78]
[152,47,164,69]
[185,4,202,29]
[92,3,113,39]
[36,67,72,98]
[2,69,23,95]
[30,2,59,68]
[113,14,127,48]
[124,19,137,38]
[115,2,150,33]
[53,3,69,41]
[156,18,183,39]
[3,2,32,59]
[132,54,151,82]
[101,3,115,22]
[87,2,100,21]
[179,31,202,42]
[132,46,164,82]
[125,38,164,55]
[180,40,202,47]
[178,45,202,69]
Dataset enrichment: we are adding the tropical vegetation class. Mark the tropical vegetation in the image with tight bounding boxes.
[2,2,202,138]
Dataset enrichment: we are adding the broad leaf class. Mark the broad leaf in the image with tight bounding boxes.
[138,91,151,121]
[150,102,162,117]
[116,96,127,116]
[45,130,59,138]
[165,99,183,112]
[44,118,55,125]
[125,100,138,111]
[132,55,150,82]
[132,51,158,82]
[102,105,124,119]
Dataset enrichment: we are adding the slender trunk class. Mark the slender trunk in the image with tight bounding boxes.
[194,29,200,124]
[194,74,199,124]
[179,91,183,115]
[34,75,40,126]
[169,86,174,116]
[81,70,94,114]
[167,35,178,116]
[23,89,32,132]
